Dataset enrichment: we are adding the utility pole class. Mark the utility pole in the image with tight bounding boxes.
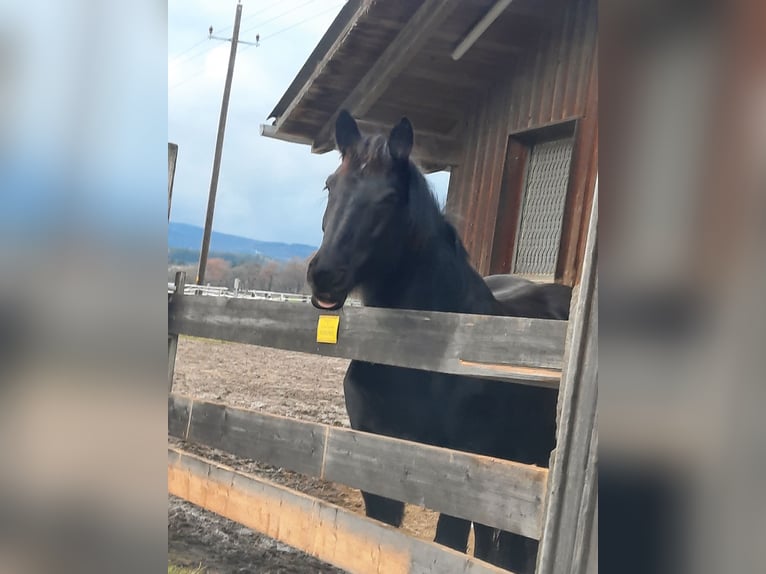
[196,1,243,286]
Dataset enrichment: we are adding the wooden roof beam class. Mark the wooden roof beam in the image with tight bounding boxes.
[312,0,463,154]
[452,0,515,61]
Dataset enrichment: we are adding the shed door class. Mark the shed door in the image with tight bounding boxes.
[512,136,574,279]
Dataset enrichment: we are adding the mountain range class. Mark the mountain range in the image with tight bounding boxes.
[168,222,317,262]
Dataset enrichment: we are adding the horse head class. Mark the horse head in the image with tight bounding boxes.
[308,111,414,310]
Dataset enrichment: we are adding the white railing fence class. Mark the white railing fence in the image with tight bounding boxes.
[167,282,362,306]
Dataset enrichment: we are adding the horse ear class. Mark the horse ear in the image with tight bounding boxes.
[335,110,361,155]
[388,117,413,162]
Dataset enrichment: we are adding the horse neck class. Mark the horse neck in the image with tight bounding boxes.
[360,236,500,314]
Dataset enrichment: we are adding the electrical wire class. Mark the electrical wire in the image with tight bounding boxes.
[169,37,208,62]
[170,1,345,92]
[240,0,322,36]
[217,0,300,36]
[241,1,344,54]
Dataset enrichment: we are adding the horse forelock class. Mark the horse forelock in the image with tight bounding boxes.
[340,132,459,258]
[344,134,392,173]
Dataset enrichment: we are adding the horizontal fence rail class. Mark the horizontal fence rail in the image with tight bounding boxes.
[168,447,509,574]
[169,394,548,539]
[168,293,567,388]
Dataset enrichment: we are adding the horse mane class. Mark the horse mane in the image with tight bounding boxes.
[404,161,473,264]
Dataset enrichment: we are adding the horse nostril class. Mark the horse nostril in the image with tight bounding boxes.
[310,265,348,294]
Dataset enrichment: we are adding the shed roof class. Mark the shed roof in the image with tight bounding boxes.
[262,0,553,171]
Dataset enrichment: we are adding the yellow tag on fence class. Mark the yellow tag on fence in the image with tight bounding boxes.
[316,315,340,344]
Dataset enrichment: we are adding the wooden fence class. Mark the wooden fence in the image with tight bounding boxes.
[167,187,598,573]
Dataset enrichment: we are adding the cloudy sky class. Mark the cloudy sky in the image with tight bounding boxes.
[169,0,450,247]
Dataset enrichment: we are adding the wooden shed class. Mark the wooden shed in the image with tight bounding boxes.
[262,0,597,287]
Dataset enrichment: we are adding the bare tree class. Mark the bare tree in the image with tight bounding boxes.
[257,260,280,291]
[276,257,310,294]
[232,260,263,290]
[205,258,232,286]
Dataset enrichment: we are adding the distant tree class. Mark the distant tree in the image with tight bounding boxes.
[205,258,232,286]
[168,264,196,283]
[275,257,309,294]
[231,260,263,291]
[257,260,280,291]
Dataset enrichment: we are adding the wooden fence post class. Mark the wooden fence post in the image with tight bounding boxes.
[168,271,186,393]
[168,143,178,220]
[537,178,598,574]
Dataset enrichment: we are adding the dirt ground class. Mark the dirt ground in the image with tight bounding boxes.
[169,336,444,573]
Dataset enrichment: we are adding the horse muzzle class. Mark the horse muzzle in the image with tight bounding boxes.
[307,256,352,310]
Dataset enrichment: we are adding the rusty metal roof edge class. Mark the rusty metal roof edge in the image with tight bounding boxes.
[267,0,369,121]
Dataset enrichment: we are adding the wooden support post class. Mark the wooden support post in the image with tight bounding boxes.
[168,271,186,393]
[537,179,598,574]
[168,142,178,220]
[197,2,243,286]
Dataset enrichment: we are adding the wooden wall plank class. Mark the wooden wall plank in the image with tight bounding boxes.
[490,139,528,274]
[557,51,598,286]
[168,447,512,574]
[168,395,548,539]
[168,296,566,387]
[476,86,512,275]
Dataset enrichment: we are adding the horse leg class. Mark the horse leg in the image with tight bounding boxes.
[473,523,497,563]
[434,514,471,553]
[493,530,539,574]
[360,491,405,527]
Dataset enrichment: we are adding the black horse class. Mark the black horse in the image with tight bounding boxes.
[307,111,570,573]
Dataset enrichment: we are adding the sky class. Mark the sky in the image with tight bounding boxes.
[168,0,451,247]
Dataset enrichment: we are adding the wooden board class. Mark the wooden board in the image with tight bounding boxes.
[168,447,511,574]
[183,398,326,478]
[537,184,598,574]
[167,271,186,392]
[168,142,178,220]
[168,296,566,388]
[169,394,548,539]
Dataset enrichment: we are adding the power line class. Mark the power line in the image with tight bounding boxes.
[170,0,277,67]
[217,0,287,35]
[240,0,322,35]
[169,66,208,92]
[259,2,344,42]
[169,36,208,61]
[171,38,219,69]
[170,1,345,92]
[171,0,303,88]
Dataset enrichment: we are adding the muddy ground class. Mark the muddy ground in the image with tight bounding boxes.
[169,336,445,573]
